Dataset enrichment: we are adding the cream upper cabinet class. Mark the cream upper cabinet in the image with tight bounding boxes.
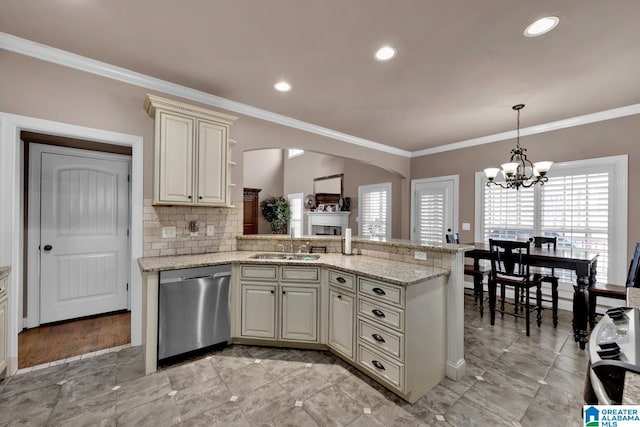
[144,94,237,207]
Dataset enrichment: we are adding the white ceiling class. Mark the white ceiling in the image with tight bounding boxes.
[1,0,639,153]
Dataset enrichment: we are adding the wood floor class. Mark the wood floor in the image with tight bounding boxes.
[18,311,131,368]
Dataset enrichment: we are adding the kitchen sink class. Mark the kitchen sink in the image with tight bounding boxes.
[249,253,320,261]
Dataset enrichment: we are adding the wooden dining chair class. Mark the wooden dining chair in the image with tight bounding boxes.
[529,236,559,328]
[488,239,543,336]
[588,242,640,327]
[446,232,489,317]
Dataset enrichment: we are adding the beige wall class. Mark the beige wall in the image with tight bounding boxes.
[411,114,639,260]
[0,50,410,206]
[243,149,284,234]
[283,151,405,238]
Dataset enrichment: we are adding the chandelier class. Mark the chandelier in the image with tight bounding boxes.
[484,104,553,190]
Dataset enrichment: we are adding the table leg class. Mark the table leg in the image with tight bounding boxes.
[489,276,496,325]
[572,260,597,350]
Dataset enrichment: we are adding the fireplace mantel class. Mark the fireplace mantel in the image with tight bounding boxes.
[306,211,351,235]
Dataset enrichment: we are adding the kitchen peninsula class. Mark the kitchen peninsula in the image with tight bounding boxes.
[138,236,471,403]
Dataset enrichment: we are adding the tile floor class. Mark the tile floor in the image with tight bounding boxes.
[0,300,589,426]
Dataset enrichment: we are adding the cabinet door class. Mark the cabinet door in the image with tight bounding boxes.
[196,120,228,205]
[328,288,355,359]
[0,294,7,375]
[281,286,318,342]
[157,112,195,203]
[241,284,276,339]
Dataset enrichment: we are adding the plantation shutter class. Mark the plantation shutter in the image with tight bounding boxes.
[287,193,303,237]
[358,183,391,239]
[417,188,445,243]
[540,172,609,282]
[482,184,535,241]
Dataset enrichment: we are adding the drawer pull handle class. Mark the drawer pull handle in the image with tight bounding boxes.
[372,287,386,296]
[372,333,385,343]
[270,290,274,294]
[372,360,385,370]
[372,309,385,318]
[336,277,346,283]
[337,294,342,299]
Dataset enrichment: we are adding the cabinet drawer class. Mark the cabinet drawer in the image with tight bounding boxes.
[358,278,404,308]
[358,318,403,361]
[358,297,404,332]
[241,265,278,280]
[358,343,404,390]
[328,269,355,292]
[281,266,320,283]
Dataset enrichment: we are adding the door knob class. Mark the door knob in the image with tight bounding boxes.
[43,244,53,251]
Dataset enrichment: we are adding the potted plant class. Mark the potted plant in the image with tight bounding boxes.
[260,196,291,234]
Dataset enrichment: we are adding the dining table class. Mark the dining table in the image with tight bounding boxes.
[465,242,599,350]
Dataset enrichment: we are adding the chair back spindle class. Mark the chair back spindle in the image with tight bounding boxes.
[626,242,640,288]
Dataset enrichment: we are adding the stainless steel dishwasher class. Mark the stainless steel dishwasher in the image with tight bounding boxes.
[158,264,231,361]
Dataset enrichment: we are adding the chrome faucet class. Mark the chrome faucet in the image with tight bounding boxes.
[290,229,296,254]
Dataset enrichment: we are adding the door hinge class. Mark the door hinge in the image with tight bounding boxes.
[126,283,129,291]
[127,174,130,183]
[127,229,130,237]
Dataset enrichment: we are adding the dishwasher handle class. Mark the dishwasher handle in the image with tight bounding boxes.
[160,275,213,284]
[160,271,231,284]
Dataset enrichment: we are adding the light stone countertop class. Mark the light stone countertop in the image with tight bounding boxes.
[0,266,10,280]
[138,252,449,286]
[236,234,474,254]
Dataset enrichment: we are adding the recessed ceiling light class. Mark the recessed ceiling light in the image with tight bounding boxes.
[524,16,559,37]
[274,81,292,92]
[374,46,396,61]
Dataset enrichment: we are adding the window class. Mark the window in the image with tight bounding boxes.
[410,175,458,243]
[287,192,303,237]
[288,149,304,159]
[475,155,628,284]
[358,183,392,239]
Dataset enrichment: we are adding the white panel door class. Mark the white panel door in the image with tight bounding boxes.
[40,152,130,323]
[411,176,458,243]
[196,119,227,205]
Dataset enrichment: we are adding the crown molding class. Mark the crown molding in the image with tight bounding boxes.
[411,103,640,158]
[0,32,411,158]
[2,32,639,161]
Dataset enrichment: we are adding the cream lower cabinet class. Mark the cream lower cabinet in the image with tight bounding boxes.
[0,275,8,377]
[281,286,318,341]
[328,287,354,359]
[239,264,319,343]
[355,275,446,403]
[327,269,356,360]
[241,284,276,339]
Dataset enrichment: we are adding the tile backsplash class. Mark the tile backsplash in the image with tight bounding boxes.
[143,199,240,257]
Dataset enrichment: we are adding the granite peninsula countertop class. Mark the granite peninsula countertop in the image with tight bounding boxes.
[138,252,449,286]
[237,234,475,254]
[0,266,10,280]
